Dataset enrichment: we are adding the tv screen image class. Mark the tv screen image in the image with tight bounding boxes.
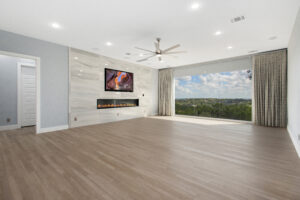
[105,68,134,92]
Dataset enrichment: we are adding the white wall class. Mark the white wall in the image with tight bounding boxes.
[288,8,300,156]
[69,48,158,128]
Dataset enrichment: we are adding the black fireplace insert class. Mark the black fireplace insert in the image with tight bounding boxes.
[97,99,139,109]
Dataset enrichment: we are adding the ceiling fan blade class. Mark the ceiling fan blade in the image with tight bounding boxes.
[136,54,156,62]
[135,53,153,56]
[134,47,155,53]
[168,55,178,58]
[164,51,187,55]
[163,44,180,53]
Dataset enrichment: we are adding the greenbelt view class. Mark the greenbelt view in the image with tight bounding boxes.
[175,69,252,121]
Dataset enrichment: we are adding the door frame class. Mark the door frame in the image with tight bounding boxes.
[17,62,36,128]
[0,50,41,134]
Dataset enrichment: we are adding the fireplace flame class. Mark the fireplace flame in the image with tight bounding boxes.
[97,103,136,108]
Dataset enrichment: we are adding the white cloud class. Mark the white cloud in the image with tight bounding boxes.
[176,70,251,99]
[175,79,192,94]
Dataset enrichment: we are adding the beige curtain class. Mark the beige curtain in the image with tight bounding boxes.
[253,49,287,127]
[158,68,174,116]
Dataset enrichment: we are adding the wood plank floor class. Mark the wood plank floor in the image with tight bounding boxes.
[1,117,300,200]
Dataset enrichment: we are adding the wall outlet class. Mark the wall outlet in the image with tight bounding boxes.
[6,118,11,123]
[74,117,77,121]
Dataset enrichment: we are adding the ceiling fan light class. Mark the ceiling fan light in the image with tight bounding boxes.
[156,54,162,57]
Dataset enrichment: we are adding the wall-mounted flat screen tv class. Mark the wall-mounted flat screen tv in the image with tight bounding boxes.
[105,68,134,92]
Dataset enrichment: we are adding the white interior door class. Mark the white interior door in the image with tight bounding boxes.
[21,66,36,127]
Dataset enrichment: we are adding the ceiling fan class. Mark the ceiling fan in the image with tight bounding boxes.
[135,38,186,62]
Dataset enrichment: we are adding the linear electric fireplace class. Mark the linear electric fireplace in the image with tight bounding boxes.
[97,99,139,109]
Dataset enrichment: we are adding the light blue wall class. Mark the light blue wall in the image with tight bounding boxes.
[0,55,18,126]
[0,55,36,127]
[0,30,69,128]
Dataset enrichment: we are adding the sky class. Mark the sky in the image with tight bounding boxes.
[175,69,252,99]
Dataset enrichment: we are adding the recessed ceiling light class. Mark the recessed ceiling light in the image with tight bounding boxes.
[104,63,108,66]
[214,31,222,36]
[105,41,113,46]
[139,53,144,57]
[227,46,233,50]
[190,2,201,10]
[50,22,62,29]
[160,60,164,63]
[74,57,78,60]
[79,69,83,72]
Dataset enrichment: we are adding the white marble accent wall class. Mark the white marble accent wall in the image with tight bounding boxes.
[69,48,158,128]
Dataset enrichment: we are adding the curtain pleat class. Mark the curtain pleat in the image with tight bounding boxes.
[158,69,174,116]
[253,49,287,127]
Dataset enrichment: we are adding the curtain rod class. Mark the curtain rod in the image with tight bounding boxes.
[253,48,287,56]
[165,48,287,70]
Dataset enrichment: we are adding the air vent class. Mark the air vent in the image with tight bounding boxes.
[231,15,245,23]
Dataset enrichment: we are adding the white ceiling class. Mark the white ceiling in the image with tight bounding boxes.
[0,0,299,69]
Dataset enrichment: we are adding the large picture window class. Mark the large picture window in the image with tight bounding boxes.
[175,69,252,121]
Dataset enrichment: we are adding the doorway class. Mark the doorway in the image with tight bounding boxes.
[0,51,40,133]
[18,63,36,127]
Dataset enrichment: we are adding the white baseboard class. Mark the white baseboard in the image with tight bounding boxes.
[287,127,300,158]
[38,125,69,134]
[0,124,19,131]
